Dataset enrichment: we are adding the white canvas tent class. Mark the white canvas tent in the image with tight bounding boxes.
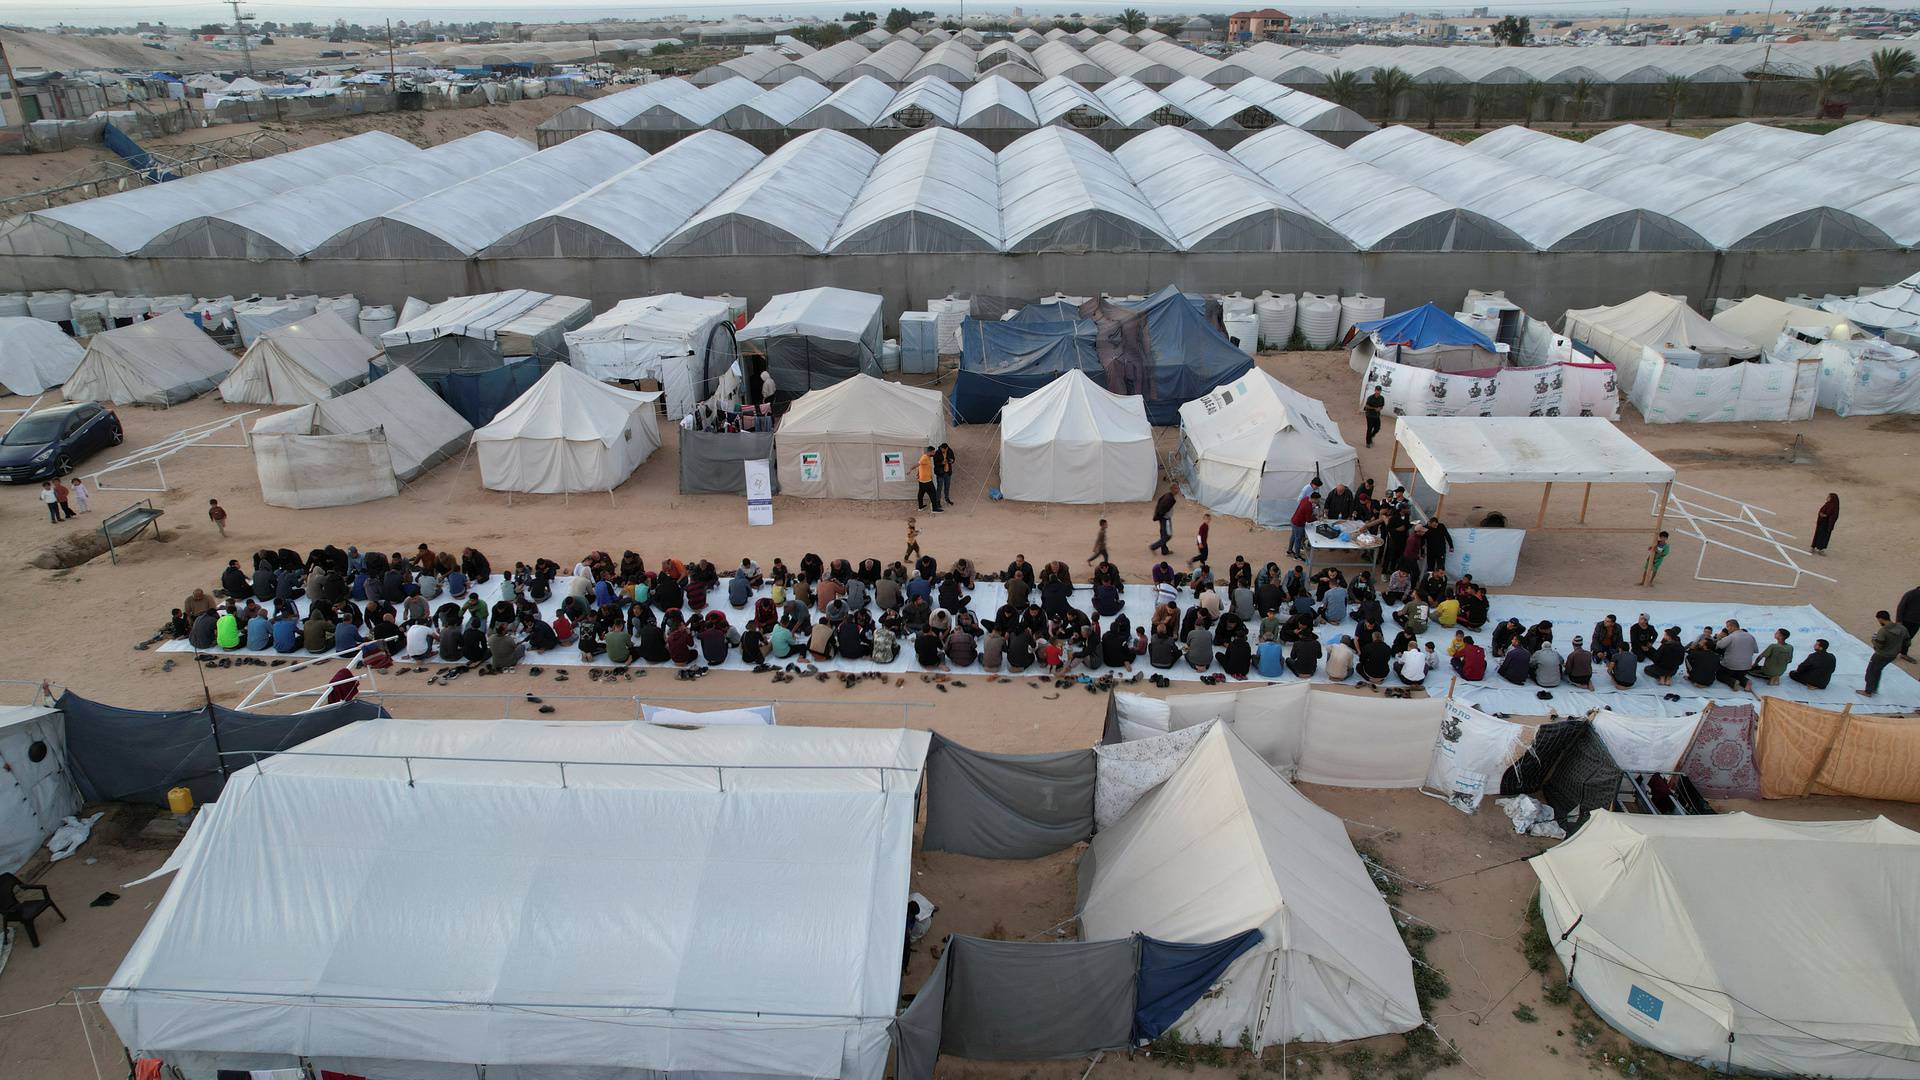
[250,365,471,508]
[218,310,378,405]
[1564,291,1761,367]
[775,373,945,500]
[1711,295,1852,352]
[564,294,738,420]
[103,717,931,1080]
[999,369,1156,504]
[62,312,235,405]
[0,317,84,395]
[1078,723,1423,1047]
[1178,368,1356,527]
[0,705,79,874]
[1814,335,1920,416]
[1532,811,1920,1078]
[473,363,662,494]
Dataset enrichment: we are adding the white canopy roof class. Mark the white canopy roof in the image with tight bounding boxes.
[1394,416,1674,493]
[219,310,377,405]
[63,312,235,405]
[1564,291,1762,362]
[0,316,84,395]
[104,718,929,1080]
[383,290,588,349]
[1079,724,1422,1046]
[1824,270,1920,332]
[473,363,661,493]
[1532,811,1920,1076]
[740,287,884,346]
[999,369,1156,504]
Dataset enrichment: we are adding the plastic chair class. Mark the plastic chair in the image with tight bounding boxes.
[0,873,66,947]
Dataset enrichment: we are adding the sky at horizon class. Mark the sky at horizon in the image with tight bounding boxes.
[0,0,1821,29]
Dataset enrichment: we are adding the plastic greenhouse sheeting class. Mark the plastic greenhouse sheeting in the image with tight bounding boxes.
[56,689,382,806]
[1360,357,1621,420]
[219,310,377,405]
[1816,337,1920,416]
[998,369,1157,504]
[1111,128,1351,253]
[474,363,662,494]
[103,718,928,1080]
[740,287,885,396]
[0,316,84,394]
[954,287,1254,425]
[997,127,1178,253]
[920,733,1095,859]
[828,128,1002,255]
[1823,270,1920,334]
[680,427,778,495]
[565,293,739,419]
[657,129,878,256]
[63,311,235,405]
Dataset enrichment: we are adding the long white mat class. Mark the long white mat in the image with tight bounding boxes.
[163,580,1920,711]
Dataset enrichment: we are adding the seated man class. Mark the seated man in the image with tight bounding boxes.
[1324,636,1356,682]
[1787,638,1835,690]
[1286,632,1321,678]
[1184,621,1214,672]
[1393,641,1428,685]
[1530,640,1563,688]
[1450,637,1486,681]
[1148,631,1179,670]
[1563,637,1594,689]
[1755,629,1794,686]
[1357,633,1392,686]
[1496,642,1532,686]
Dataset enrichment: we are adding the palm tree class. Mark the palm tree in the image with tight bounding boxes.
[1468,87,1494,129]
[1869,46,1916,115]
[1118,7,1147,33]
[1416,82,1458,130]
[1371,66,1413,122]
[1652,74,1693,128]
[1806,63,1858,118]
[1323,68,1363,109]
[1519,79,1547,127]
[1564,77,1599,128]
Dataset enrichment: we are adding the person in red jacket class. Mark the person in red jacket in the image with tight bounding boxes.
[1451,636,1487,681]
[1287,492,1321,560]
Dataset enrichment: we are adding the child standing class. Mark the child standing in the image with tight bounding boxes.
[208,498,228,537]
[1642,530,1670,586]
[68,477,91,513]
[903,516,920,562]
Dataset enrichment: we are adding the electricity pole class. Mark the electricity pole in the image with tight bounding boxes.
[386,19,398,82]
[227,0,256,77]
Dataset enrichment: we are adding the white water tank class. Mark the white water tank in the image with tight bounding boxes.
[1254,291,1296,348]
[358,304,398,344]
[149,294,194,317]
[107,295,152,324]
[928,295,968,355]
[1216,291,1255,319]
[0,294,28,318]
[880,339,902,373]
[27,290,74,324]
[1338,293,1386,342]
[71,293,115,335]
[1223,312,1259,356]
[320,294,361,323]
[1296,292,1340,349]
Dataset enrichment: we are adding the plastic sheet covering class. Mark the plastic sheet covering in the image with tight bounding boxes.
[382,291,591,374]
[657,129,878,256]
[1499,718,1588,797]
[1591,708,1703,773]
[1425,700,1531,813]
[741,287,886,396]
[1178,368,1355,525]
[938,935,1138,1060]
[252,365,471,506]
[1079,725,1421,1047]
[1822,268,1920,333]
[828,128,1002,255]
[1112,128,1351,253]
[1816,336,1920,416]
[0,706,80,874]
[1677,703,1761,800]
[234,295,318,347]
[1564,291,1761,365]
[62,311,236,406]
[1539,723,1624,827]
[1134,930,1265,1042]
[1362,357,1620,420]
[1757,699,1920,803]
[921,733,1095,858]
[1625,350,1811,424]
[431,357,542,428]
[251,429,401,509]
[998,127,1177,253]
[793,76,899,129]
[55,690,382,806]
[679,428,778,495]
[891,948,949,1080]
[1093,722,1211,829]
[1393,415,1673,493]
[0,316,84,395]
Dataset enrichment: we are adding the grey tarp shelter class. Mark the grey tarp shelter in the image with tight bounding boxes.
[678,427,779,495]
[379,290,592,375]
[739,287,885,398]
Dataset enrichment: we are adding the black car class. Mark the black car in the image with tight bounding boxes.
[0,402,122,483]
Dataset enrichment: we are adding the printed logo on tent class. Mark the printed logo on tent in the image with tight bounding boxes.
[1627,985,1664,1023]
[798,452,822,483]
[880,451,905,482]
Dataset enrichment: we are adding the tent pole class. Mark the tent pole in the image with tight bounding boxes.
[1579,482,1592,524]
[1534,482,1553,529]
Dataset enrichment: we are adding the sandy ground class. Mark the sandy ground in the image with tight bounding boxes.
[0,347,1917,1079]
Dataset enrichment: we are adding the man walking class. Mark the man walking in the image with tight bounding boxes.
[1087,518,1109,566]
[1363,388,1386,448]
[1150,483,1178,555]
[934,443,956,507]
[915,446,942,513]
[1862,610,1911,698]
[1189,513,1211,568]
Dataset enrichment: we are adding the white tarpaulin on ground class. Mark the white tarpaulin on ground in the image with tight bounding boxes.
[103,718,930,1080]
[1394,416,1674,493]
[1564,291,1761,366]
[219,310,377,405]
[0,317,83,395]
[473,363,661,494]
[1079,723,1422,1048]
[565,294,738,421]
[775,373,945,500]
[1591,708,1703,773]
[251,366,471,508]
[1178,368,1356,527]
[999,369,1156,504]
[1532,811,1920,1078]
[1424,699,1531,814]
[0,705,80,874]
[63,312,235,405]
[1361,357,1620,420]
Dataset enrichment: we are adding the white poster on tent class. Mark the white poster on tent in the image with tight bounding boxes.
[744,459,773,526]
[797,452,822,484]
[879,451,905,483]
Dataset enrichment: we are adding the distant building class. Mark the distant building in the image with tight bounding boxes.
[1181,15,1219,42]
[1227,9,1292,40]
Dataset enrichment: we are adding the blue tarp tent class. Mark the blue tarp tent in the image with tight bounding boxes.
[1349,302,1497,350]
[953,286,1254,425]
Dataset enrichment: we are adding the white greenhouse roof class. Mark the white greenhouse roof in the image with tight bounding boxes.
[879,77,964,127]
[830,128,1002,254]
[1113,128,1349,252]
[997,126,1177,252]
[1093,77,1187,128]
[1030,76,1114,126]
[958,76,1039,128]
[720,77,832,128]
[657,129,878,256]
[1395,416,1674,493]
[793,76,898,128]
[1156,76,1273,129]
